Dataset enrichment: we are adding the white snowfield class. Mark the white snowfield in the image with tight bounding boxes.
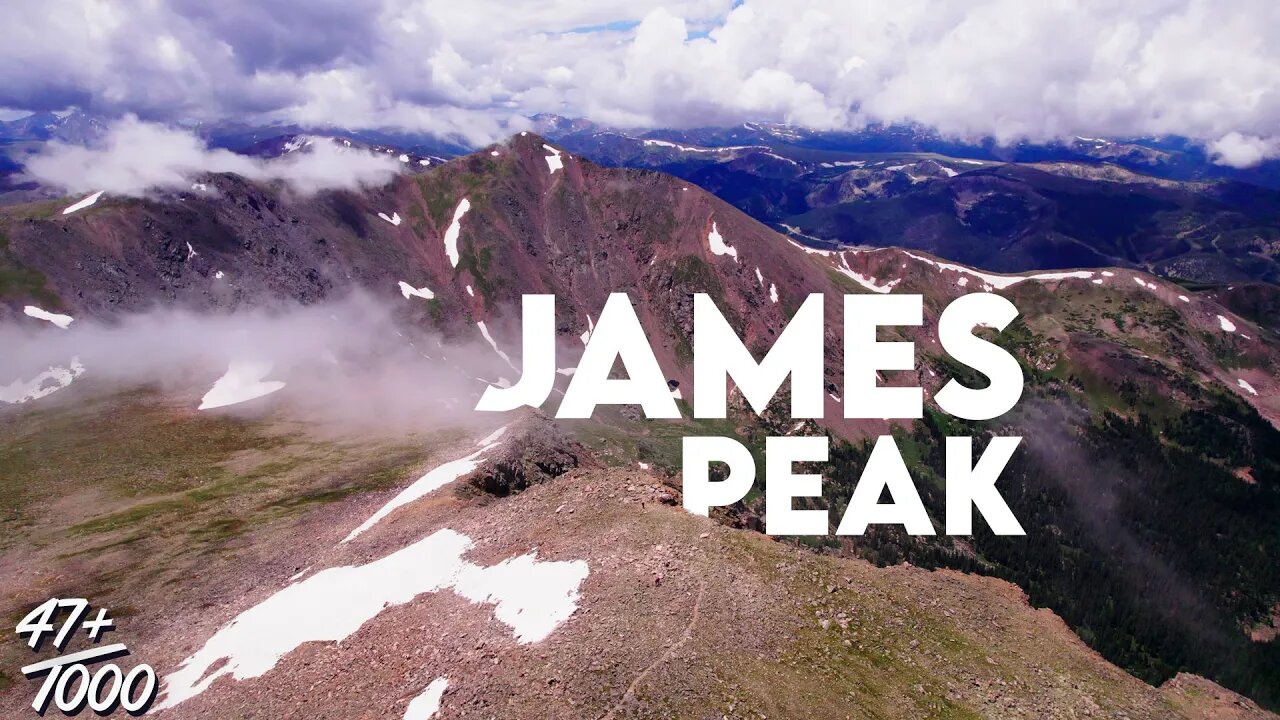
[642,138,712,152]
[477,321,518,372]
[0,358,85,404]
[62,190,103,214]
[159,527,588,709]
[769,283,779,303]
[405,678,449,720]
[780,226,831,248]
[444,198,471,268]
[343,426,508,543]
[378,211,402,226]
[543,144,563,174]
[198,360,286,410]
[23,305,74,329]
[903,251,1094,289]
[1238,378,1259,396]
[398,281,435,300]
[707,221,738,262]
[1217,315,1237,332]
[836,255,900,294]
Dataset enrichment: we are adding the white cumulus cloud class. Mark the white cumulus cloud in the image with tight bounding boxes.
[1207,132,1280,169]
[3,0,1280,164]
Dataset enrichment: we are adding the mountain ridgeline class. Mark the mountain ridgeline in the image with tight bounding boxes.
[2,133,1279,712]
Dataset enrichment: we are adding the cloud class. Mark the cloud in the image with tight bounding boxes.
[0,293,519,431]
[1207,132,1280,168]
[4,0,1280,163]
[22,117,403,195]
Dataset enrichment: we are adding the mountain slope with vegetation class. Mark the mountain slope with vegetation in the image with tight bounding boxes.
[0,134,1276,716]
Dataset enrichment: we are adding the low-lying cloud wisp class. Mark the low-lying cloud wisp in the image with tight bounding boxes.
[0,292,519,431]
[22,117,403,196]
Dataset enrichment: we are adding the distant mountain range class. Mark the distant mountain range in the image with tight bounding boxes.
[3,111,1280,288]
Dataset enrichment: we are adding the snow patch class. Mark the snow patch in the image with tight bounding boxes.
[62,190,103,214]
[23,305,74,329]
[160,528,586,709]
[443,199,471,267]
[836,255,899,294]
[904,251,1092,289]
[378,211,402,226]
[769,283,778,304]
[343,428,506,543]
[543,144,563,174]
[754,267,764,286]
[477,321,518,372]
[198,360,285,410]
[0,358,84,404]
[465,285,475,297]
[1217,315,1237,332]
[405,678,448,720]
[453,550,589,643]
[398,154,410,163]
[1238,378,1258,396]
[398,281,435,300]
[707,221,738,262]
[780,226,832,250]
[1178,295,1190,303]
